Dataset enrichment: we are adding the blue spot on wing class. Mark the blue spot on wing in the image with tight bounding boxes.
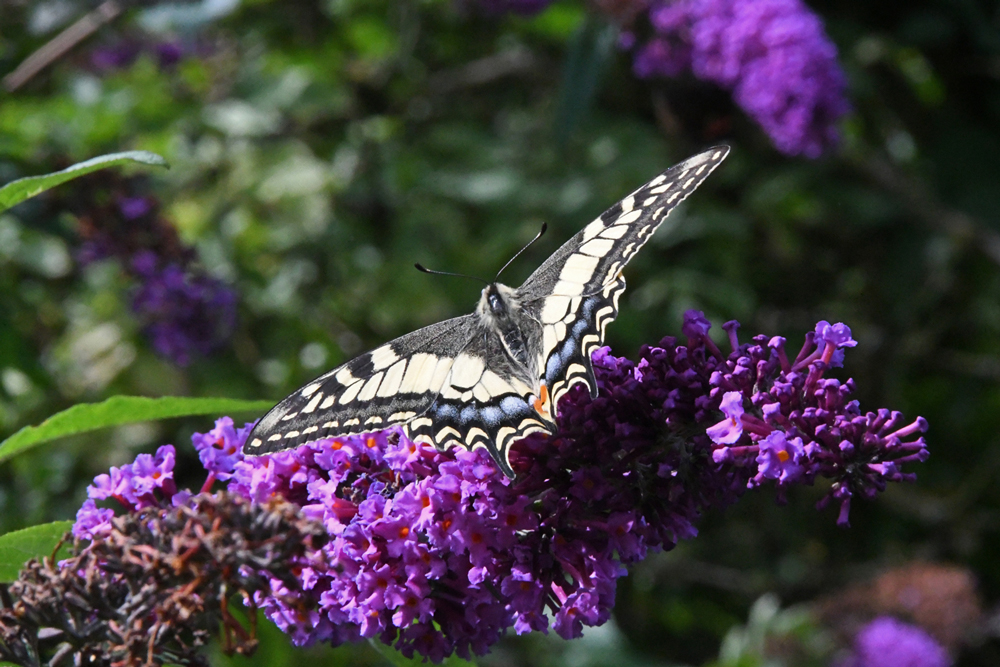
[435,404,459,420]
[500,396,530,416]
[480,406,503,426]
[546,353,561,379]
[561,336,578,360]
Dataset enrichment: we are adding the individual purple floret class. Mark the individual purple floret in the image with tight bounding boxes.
[706,390,745,444]
[74,313,927,661]
[627,0,851,157]
[129,251,238,367]
[846,616,951,667]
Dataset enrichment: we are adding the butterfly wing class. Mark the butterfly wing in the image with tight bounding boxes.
[517,146,730,414]
[405,320,555,478]
[244,315,476,454]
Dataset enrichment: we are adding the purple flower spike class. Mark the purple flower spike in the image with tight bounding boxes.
[71,313,927,661]
[625,0,850,157]
[131,261,238,366]
[709,320,928,527]
[209,316,922,657]
[68,172,239,367]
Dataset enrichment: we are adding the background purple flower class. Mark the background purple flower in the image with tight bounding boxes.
[627,0,850,157]
[89,37,190,73]
[847,616,951,667]
[130,253,238,367]
[68,173,238,366]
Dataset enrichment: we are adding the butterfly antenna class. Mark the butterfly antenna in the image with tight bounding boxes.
[495,222,547,282]
[414,263,490,286]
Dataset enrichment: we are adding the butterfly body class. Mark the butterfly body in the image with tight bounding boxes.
[245,146,730,477]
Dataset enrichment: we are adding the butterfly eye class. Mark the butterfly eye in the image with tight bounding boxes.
[488,293,506,316]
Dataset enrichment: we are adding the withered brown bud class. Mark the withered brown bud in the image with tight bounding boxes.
[0,492,327,667]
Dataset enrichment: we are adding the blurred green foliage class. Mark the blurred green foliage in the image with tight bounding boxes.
[2,0,999,665]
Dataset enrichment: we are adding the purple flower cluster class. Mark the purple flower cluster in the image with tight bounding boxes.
[73,444,187,541]
[627,0,850,157]
[71,179,238,366]
[74,312,927,661]
[702,316,928,526]
[130,251,238,367]
[845,617,951,667]
[89,38,186,72]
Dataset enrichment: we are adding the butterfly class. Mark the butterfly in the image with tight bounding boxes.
[244,146,729,477]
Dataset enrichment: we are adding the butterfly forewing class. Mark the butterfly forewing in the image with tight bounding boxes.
[245,315,475,454]
[517,146,730,416]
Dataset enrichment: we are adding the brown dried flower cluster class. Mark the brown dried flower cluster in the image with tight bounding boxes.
[0,492,327,667]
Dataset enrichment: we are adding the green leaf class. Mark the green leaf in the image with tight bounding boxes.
[0,150,169,213]
[0,521,74,582]
[0,396,274,464]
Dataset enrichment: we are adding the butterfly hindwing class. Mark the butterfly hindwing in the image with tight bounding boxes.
[525,274,627,413]
[405,321,555,478]
[517,146,730,415]
[245,315,475,454]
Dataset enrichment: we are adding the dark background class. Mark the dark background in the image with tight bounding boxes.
[1,0,998,665]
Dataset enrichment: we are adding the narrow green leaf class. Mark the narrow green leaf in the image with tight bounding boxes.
[0,150,168,213]
[0,521,74,582]
[0,396,273,464]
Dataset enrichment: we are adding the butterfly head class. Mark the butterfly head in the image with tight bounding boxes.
[478,283,517,320]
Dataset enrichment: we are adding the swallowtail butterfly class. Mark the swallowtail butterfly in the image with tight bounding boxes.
[244,146,730,477]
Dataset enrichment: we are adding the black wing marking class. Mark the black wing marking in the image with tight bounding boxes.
[243,315,476,455]
[517,146,730,414]
[405,321,555,478]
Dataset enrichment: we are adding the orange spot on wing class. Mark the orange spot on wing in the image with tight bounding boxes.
[533,384,550,415]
